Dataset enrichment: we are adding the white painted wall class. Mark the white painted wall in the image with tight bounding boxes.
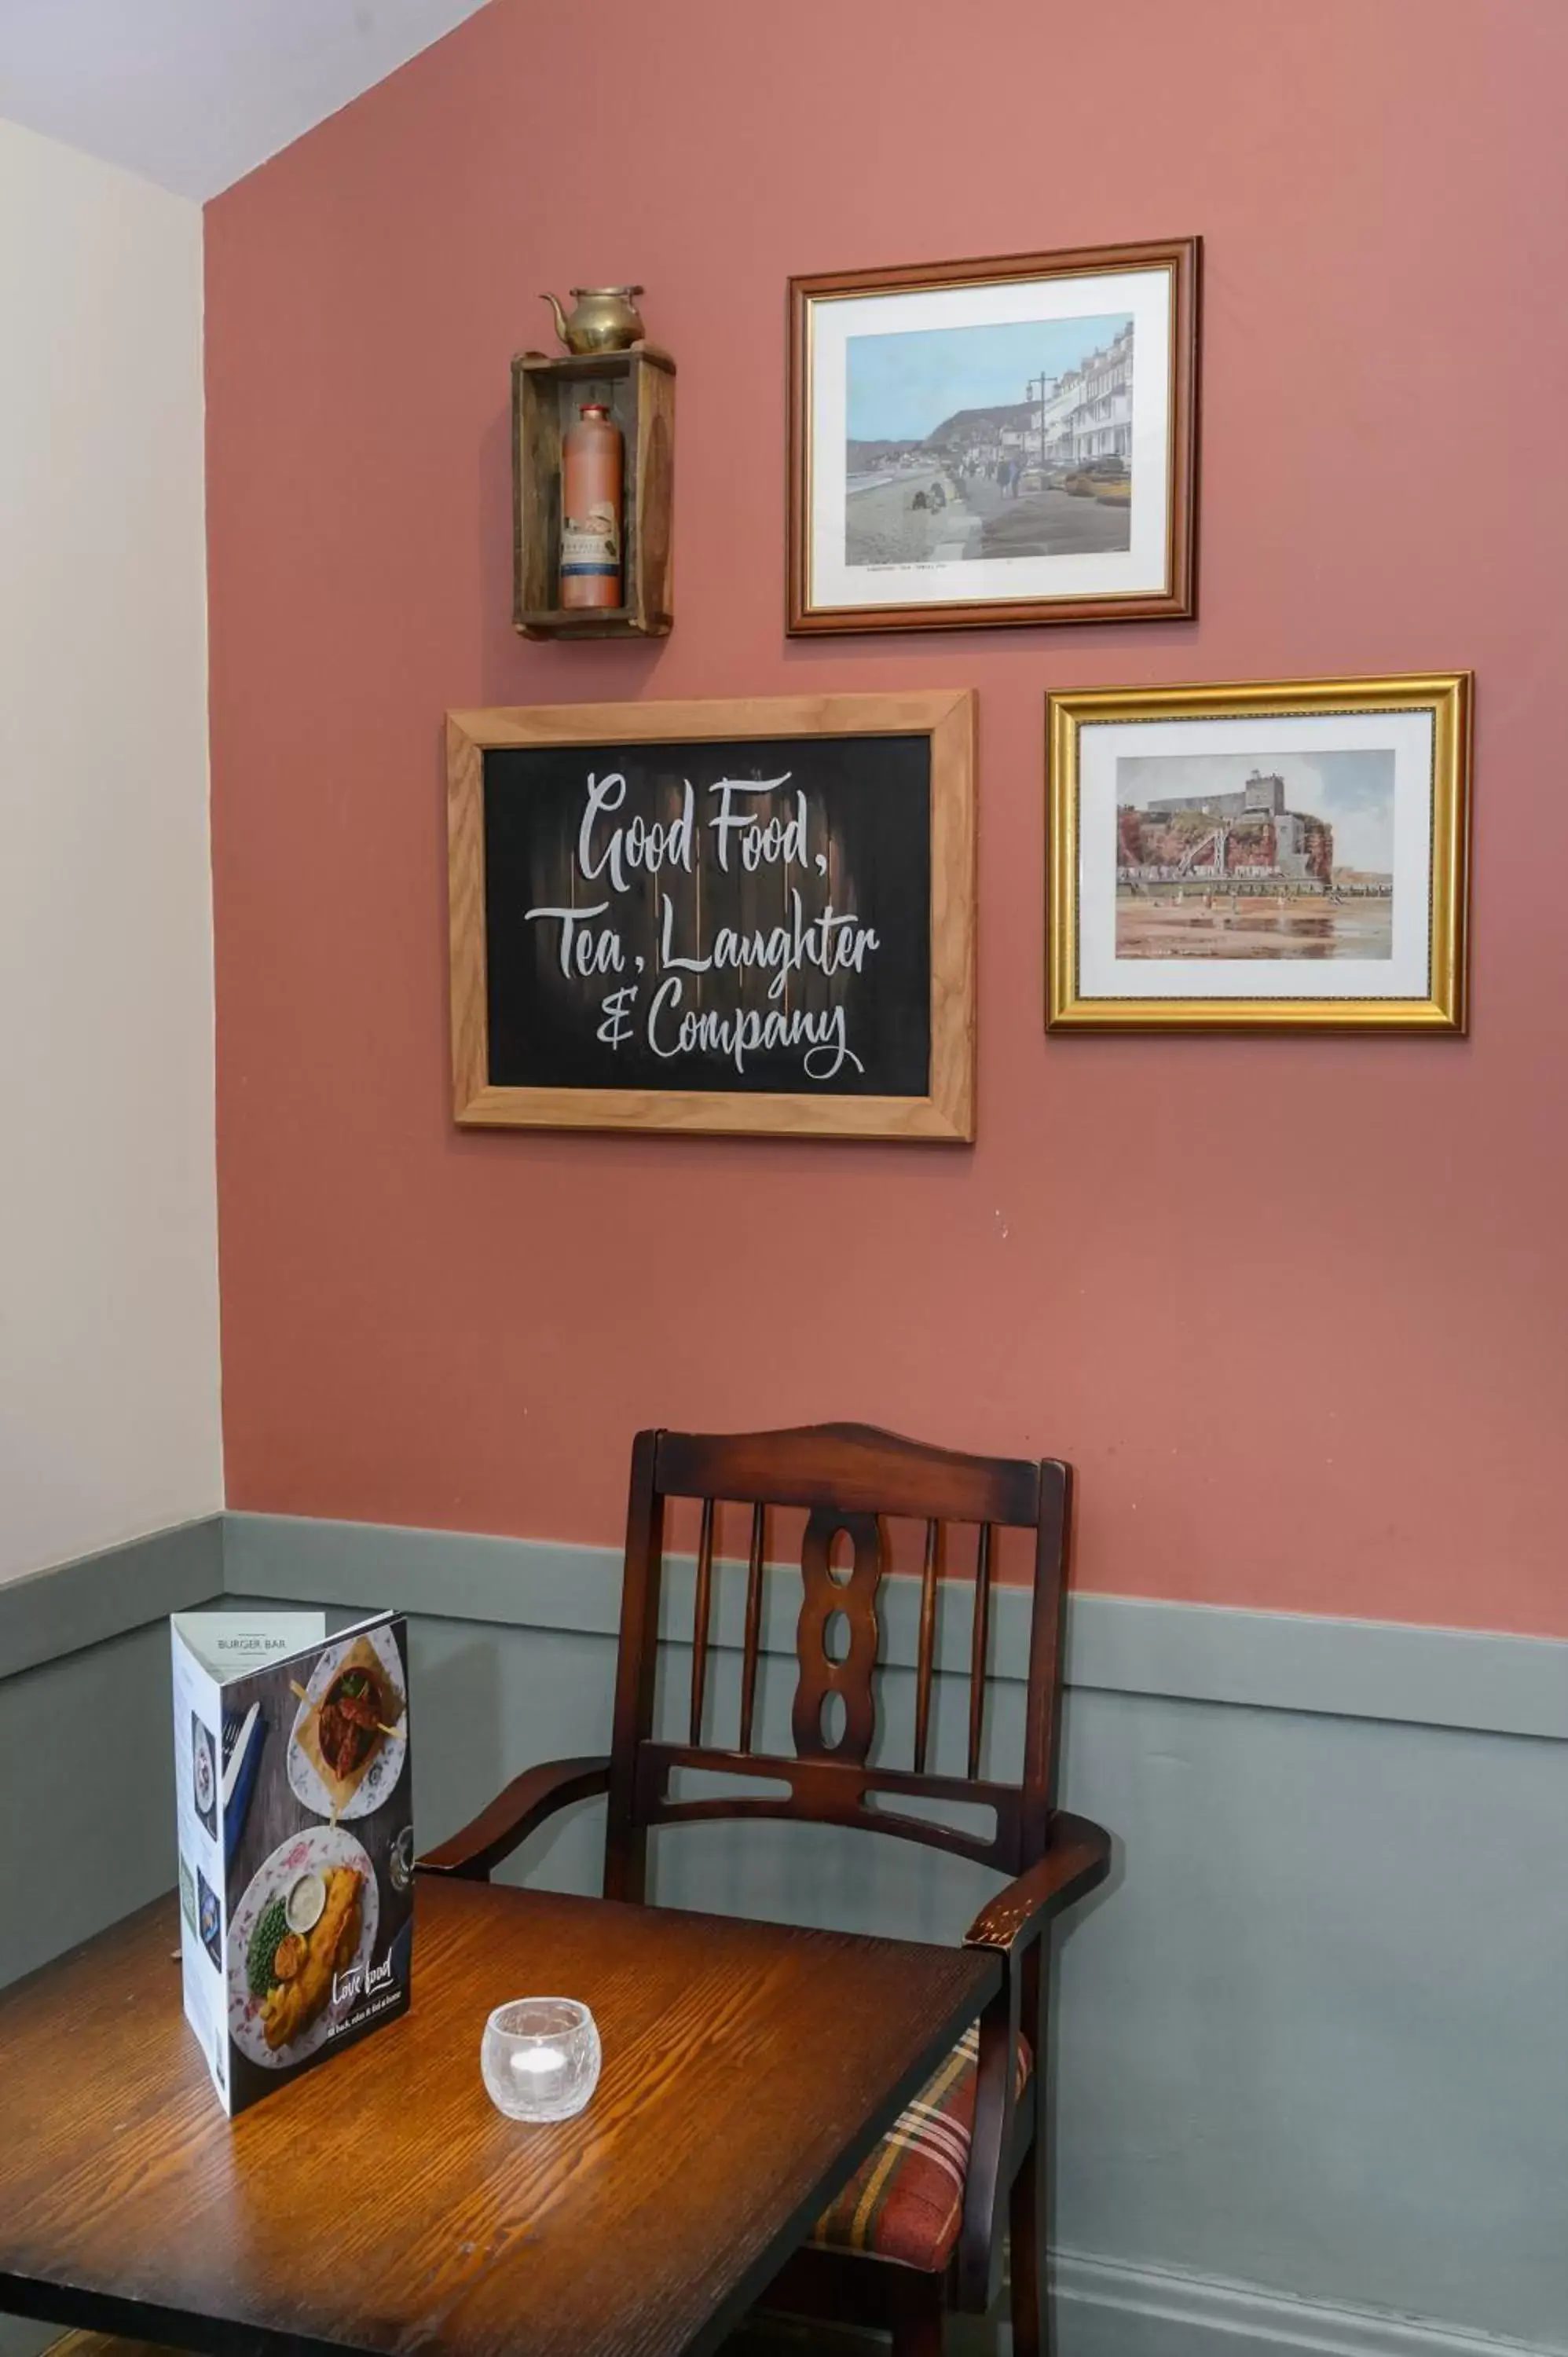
[0,117,222,1585]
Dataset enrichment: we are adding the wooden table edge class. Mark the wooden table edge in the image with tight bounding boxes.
[0,1893,1002,2357]
[679,1937,1000,2356]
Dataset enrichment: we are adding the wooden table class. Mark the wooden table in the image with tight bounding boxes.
[0,1876,1000,2357]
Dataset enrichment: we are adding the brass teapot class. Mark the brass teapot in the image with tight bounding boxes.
[540,286,646,354]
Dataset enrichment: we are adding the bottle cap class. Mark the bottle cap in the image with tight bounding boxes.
[580,403,611,420]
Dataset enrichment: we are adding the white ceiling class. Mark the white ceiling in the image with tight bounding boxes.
[0,0,492,203]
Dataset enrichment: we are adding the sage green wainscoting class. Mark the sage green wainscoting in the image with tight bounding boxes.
[4,1512,1567,2357]
[0,1518,225,2357]
[0,1518,223,1987]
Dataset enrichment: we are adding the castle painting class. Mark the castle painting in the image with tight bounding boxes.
[1114,750,1395,960]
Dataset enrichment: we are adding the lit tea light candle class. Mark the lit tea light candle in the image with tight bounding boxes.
[510,2046,566,2084]
[482,1997,602,2123]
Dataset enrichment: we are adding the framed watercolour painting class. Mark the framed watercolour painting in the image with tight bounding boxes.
[1046,674,1472,1032]
[447,691,976,1140]
[788,237,1199,635]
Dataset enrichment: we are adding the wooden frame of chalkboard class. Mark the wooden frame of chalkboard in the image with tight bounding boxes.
[446,692,976,1140]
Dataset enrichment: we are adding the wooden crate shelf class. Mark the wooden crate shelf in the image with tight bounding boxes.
[512,343,674,640]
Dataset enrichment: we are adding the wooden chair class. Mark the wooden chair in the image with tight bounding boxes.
[421,1422,1112,2357]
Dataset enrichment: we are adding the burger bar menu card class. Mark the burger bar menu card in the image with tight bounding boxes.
[171,1608,414,2115]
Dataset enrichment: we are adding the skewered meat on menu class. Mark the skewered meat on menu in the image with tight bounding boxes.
[315,1666,384,1780]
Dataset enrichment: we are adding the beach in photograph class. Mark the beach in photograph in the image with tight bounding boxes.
[845,311,1134,568]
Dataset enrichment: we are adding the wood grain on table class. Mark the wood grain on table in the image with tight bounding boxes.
[0,1876,998,2357]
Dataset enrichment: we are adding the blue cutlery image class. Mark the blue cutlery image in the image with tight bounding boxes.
[221,1702,266,1870]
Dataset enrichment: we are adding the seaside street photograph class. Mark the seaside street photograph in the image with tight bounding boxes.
[844,310,1134,567]
[1114,750,1396,960]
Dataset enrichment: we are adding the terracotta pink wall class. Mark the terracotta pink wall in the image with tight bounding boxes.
[206,0,1568,1635]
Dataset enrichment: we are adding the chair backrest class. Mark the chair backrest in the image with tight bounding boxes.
[603,1422,1072,1904]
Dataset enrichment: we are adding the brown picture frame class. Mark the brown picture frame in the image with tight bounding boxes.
[446,691,976,1140]
[787,237,1199,636]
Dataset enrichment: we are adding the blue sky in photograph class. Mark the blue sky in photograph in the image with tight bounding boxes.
[1117,751,1396,872]
[847,313,1131,441]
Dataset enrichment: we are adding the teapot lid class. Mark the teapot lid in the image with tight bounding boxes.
[570,285,644,298]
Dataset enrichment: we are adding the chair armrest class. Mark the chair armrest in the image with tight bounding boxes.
[963,1811,1112,1953]
[418,1754,612,1882]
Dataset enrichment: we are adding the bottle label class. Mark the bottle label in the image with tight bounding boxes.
[561,502,621,577]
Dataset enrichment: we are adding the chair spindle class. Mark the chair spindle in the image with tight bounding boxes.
[913,1518,940,1772]
[967,1523,993,1778]
[690,1496,716,1746]
[738,1501,767,1751]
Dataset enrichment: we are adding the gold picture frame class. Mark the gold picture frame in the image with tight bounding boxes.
[1046,673,1472,1032]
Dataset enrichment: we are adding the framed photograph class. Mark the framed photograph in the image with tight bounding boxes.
[1046,674,1472,1032]
[788,238,1198,635]
[446,691,976,1140]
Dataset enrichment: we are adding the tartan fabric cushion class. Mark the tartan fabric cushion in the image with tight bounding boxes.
[809,2022,1032,2273]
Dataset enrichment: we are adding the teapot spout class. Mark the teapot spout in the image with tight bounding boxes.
[539,292,571,346]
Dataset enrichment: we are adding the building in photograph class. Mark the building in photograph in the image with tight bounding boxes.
[1073,323,1134,460]
[1041,370,1079,468]
[906,322,1136,485]
[1038,324,1134,469]
[1119,770,1334,882]
[1142,770,1288,820]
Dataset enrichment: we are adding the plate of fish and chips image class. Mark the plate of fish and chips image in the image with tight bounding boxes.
[287,1624,407,1822]
[227,1826,379,2067]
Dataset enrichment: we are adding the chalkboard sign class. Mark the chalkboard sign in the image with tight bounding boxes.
[447,693,975,1139]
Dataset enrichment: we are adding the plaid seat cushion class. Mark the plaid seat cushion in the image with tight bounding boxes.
[810,2023,1031,2273]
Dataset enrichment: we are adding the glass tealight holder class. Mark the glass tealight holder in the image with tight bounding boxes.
[481,1997,601,2123]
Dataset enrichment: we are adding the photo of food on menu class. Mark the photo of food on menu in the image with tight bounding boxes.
[170,1608,414,2115]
